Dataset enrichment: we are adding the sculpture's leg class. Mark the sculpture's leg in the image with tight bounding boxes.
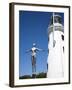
[32,56,36,78]
[34,57,36,73]
[32,56,34,73]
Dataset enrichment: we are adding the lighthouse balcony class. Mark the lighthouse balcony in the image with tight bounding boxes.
[48,23,64,35]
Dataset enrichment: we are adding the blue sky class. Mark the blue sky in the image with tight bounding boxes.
[19,11,64,77]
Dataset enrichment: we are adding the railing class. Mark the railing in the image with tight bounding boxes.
[48,25,64,35]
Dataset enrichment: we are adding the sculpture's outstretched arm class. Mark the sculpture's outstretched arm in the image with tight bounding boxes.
[36,48,49,52]
[26,49,31,53]
[36,48,45,52]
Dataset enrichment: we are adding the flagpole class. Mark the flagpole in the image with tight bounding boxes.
[53,12,54,47]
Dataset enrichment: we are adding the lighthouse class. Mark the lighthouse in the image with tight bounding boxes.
[47,13,64,78]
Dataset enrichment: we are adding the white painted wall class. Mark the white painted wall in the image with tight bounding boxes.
[47,30,64,78]
[47,22,64,78]
[0,0,72,90]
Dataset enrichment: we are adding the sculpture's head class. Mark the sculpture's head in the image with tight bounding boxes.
[33,43,36,47]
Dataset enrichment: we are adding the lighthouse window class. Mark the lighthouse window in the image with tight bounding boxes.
[54,17,59,23]
[47,64,48,70]
[48,49,49,54]
[63,46,64,52]
[61,35,64,40]
[54,16,62,23]
[48,37,49,42]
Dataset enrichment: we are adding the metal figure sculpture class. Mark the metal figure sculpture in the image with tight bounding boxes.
[26,43,44,78]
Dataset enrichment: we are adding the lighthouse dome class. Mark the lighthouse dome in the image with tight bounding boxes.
[48,14,64,35]
[50,15,62,25]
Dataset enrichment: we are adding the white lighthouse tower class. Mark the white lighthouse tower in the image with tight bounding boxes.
[47,13,64,78]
